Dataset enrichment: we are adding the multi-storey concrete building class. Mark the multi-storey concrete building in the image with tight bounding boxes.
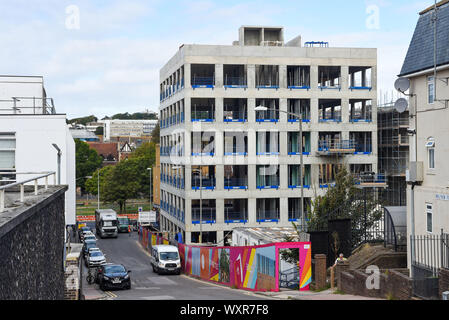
[102,119,158,142]
[159,26,378,245]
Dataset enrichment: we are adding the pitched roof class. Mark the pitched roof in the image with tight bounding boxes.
[87,142,118,160]
[399,0,449,77]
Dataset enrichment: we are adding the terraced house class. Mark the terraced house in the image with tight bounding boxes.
[158,26,378,245]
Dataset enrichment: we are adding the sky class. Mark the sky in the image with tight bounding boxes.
[0,0,436,119]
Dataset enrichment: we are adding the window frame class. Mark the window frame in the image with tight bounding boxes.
[426,203,433,233]
[428,76,435,104]
[0,133,16,171]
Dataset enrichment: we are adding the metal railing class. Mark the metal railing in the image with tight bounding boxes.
[224,76,247,87]
[0,97,56,115]
[318,139,356,152]
[411,231,449,277]
[0,172,57,213]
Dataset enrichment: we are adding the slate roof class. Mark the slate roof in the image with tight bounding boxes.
[399,1,449,77]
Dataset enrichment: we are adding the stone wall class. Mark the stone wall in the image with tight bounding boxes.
[0,186,67,300]
[439,268,449,299]
[337,264,413,300]
[64,244,83,300]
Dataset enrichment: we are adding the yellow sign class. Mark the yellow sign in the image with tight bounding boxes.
[78,223,86,229]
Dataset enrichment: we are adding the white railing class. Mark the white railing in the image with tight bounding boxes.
[0,172,57,213]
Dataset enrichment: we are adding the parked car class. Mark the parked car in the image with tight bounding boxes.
[83,232,97,243]
[86,250,106,268]
[150,245,181,275]
[95,263,131,290]
[82,240,98,258]
[79,227,91,241]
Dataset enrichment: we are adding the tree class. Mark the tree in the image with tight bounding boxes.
[151,123,160,144]
[75,139,103,191]
[94,126,104,136]
[68,115,98,126]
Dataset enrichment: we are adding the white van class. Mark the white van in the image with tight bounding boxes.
[150,245,181,275]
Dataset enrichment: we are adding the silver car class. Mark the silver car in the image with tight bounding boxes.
[86,250,106,267]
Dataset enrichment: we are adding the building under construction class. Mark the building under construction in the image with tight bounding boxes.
[377,101,409,206]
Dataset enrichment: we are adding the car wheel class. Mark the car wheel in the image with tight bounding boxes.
[127,282,131,290]
[152,265,156,272]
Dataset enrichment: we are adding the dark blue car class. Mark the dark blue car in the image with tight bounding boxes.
[95,263,131,291]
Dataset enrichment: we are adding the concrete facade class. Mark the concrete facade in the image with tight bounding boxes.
[158,27,378,245]
[102,119,158,142]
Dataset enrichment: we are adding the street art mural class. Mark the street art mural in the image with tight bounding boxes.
[139,228,311,292]
[178,242,312,292]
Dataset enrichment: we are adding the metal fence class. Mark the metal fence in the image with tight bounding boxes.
[411,231,449,276]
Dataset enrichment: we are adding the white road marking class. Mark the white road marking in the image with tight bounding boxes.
[135,287,161,290]
[142,295,175,300]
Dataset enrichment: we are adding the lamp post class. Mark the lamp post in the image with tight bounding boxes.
[52,143,61,185]
[255,105,306,231]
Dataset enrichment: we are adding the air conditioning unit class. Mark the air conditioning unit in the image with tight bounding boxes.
[443,291,449,300]
[406,161,423,183]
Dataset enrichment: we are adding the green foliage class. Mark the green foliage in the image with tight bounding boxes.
[151,123,160,144]
[85,141,157,213]
[68,115,98,126]
[94,126,104,136]
[110,112,158,120]
[75,139,103,191]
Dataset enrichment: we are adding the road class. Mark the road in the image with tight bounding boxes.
[81,231,268,300]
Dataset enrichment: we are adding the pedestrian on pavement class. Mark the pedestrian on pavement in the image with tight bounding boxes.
[128,224,132,236]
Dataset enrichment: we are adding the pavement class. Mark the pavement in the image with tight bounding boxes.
[254,289,383,300]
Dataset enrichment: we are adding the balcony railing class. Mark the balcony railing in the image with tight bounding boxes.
[224,209,248,224]
[191,207,216,224]
[257,177,280,190]
[224,178,248,190]
[192,178,216,190]
[318,140,356,154]
[224,111,247,122]
[257,144,280,156]
[256,110,279,122]
[224,76,247,88]
[191,110,215,122]
[192,76,215,88]
[257,209,280,223]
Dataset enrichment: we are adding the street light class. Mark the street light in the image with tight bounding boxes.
[255,105,306,231]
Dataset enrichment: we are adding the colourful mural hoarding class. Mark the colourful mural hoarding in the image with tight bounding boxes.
[139,229,311,293]
[177,242,312,293]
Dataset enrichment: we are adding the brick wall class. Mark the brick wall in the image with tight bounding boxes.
[64,246,83,300]
[439,268,449,299]
[314,254,327,290]
[337,266,413,300]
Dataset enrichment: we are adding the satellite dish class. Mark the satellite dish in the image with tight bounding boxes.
[394,98,408,113]
[394,77,410,93]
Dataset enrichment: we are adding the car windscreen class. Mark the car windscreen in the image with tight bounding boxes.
[159,252,179,261]
[104,265,126,273]
[86,243,97,250]
[90,251,103,257]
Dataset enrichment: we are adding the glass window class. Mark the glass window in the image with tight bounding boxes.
[428,76,435,104]
[426,204,433,233]
[428,148,435,169]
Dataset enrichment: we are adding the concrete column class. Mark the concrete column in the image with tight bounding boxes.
[280,197,288,223]
[279,65,287,88]
[280,131,288,157]
[341,66,349,90]
[371,65,377,91]
[185,166,192,190]
[215,163,224,192]
[248,198,257,224]
[185,96,191,123]
[310,98,319,124]
[184,63,191,88]
[247,64,256,89]
[310,65,318,89]
[216,230,224,246]
[215,131,224,163]
[311,163,320,189]
[216,97,223,123]
[215,64,223,88]
[216,198,224,224]
[248,125,257,158]
[185,231,192,245]
[341,98,349,123]
[248,163,257,191]
[279,165,287,191]
[311,131,319,154]
[279,98,287,123]
[248,98,256,124]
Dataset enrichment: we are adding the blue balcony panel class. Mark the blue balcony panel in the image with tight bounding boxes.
[257,219,279,223]
[225,220,248,224]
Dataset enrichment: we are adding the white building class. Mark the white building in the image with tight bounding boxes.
[159,26,378,245]
[102,119,158,142]
[0,75,76,226]
[399,1,449,270]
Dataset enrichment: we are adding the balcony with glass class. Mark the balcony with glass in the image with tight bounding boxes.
[224,132,248,156]
[288,198,311,223]
[256,198,280,223]
[191,166,216,190]
[288,132,311,156]
[224,64,247,88]
[318,66,341,90]
[287,66,310,90]
[191,64,215,88]
[191,199,216,224]
[191,98,215,122]
[350,99,372,123]
[288,165,311,189]
[224,98,247,122]
[287,99,311,123]
[256,165,280,190]
[349,66,372,91]
[256,132,279,156]
[224,199,248,224]
[191,132,215,156]
[224,165,248,190]
[256,65,279,89]
[319,99,342,122]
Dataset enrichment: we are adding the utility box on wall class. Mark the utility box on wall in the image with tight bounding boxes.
[406,161,423,183]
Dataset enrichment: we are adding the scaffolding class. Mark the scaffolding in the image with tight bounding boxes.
[377,101,410,206]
